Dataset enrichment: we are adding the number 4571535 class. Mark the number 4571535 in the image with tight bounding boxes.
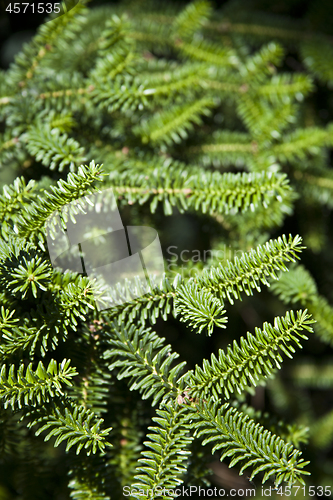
[6,3,61,14]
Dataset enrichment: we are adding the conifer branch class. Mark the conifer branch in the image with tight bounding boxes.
[271,265,333,346]
[104,322,186,406]
[174,282,228,336]
[192,234,304,305]
[132,402,193,498]
[28,401,113,455]
[136,97,215,145]
[0,177,36,238]
[187,309,314,400]
[24,122,86,172]
[16,161,103,239]
[193,401,310,486]
[0,359,77,410]
[104,235,303,328]
[108,168,293,216]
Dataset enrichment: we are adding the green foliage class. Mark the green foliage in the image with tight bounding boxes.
[131,403,193,499]
[24,122,86,172]
[270,265,333,346]
[0,359,77,409]
[104,321,186,406]
[174,282,228,335]
[1,0,333,497]
[29,402,113,455]
[193,401,310,486]
[188,310,314,400]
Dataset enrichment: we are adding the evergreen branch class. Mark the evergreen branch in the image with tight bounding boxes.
[270,265,333,346]
[0,241,52,299]
[173,0,212,39]
[193,234,304,305]
[224,191,296,236]
[256,74,313,102]
[292,169,333,209]
[68,474,111,500]
[174,282,228,335]
[137,97,215,145]
[272,125,333,163]
[38,82,95,104]
[131,402,193,499]
[133,9,318,42]
[104,235,302,327]
[15,161,103,238]
[301,39,333,85]
[92,63,209,112]
[108,167,293,216]
[91,50,137,82]
[24,122,86,172]
[237,95,297,140]
[0,132,23,166]
[0,359,77,410]
[270,265,317,306]
[175,38,238,66]
[290,361,333,389]
[8,1,88,87]
[208,17,318,41]
[0,306,19,336]
[241,42,284,82]
[187,131,255,169]
[0,273,97,358]
[101,273,180,326]
[310,409,333,449]
[97,14,134,57]
[104,321,186,406]
[193,401,310,486]
[0,177,36,237]
[29,401,113,455]
[187,309,314,400]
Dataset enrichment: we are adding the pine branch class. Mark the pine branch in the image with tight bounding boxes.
[103,235,303,327]
[131,402,193,499]
[28,401,113,456]
[193,401,310,486]
[0,177,36,238]
[104,321,186,406]
[0,273,97,358]
[108,167,293,216]
[310,409,333,449]
[0,359,77,410]
[135,97,215,145]
[24,122,86,172]
[186,130,255,169]
[192,234,304,305]
[15,161,103,239]
[172,0,212,40]
[290,360,333,389]
[301,38,333,85]
[237,95,297,142]
[174,282,227,335]
[175,37,238,67]
[272,125,333,163]
[187,309,314,400]
[255,73,313,103]
[270,265,333,346]
[7,1,88,87]
[241,42,284,83]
